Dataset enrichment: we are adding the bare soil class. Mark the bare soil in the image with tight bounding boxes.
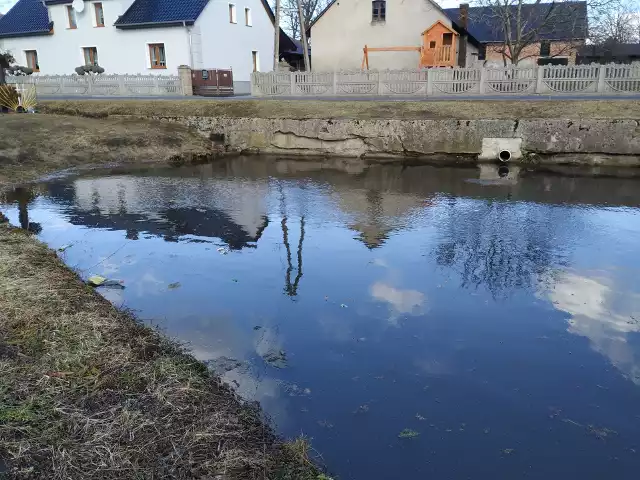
[0,114,322,480]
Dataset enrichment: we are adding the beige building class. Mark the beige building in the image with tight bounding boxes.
[308,0,481,71]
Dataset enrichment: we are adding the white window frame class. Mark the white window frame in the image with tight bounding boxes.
[66,5,78,29]
[245,7,252,26]
[92,2,105,28]
[24,50,39,72]
[229,3,237,24]
[146,42,167,69]
[252,50,259,72]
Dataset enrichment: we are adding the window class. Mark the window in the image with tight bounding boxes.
[372,0,386,22]
[83,47,98,66]
[245,7,252,26]
[429,41,436,49]
[229,4,237,23]
[94,2,105,27]
[149,43,166,69]
[252,50,259,72]
[442,32,453,46]
[25,50,39,72]
[67,5,77,29]
[540,40,551,57]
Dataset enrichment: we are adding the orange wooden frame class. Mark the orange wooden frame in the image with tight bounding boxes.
[361,45,423,70]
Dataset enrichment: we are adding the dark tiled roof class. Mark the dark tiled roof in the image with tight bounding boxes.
[0,0,52,38]
[444,1,587,43]
[114,0,210,28]
[578,43,640,57]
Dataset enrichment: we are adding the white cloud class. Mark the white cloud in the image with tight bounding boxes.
[370,281,425,324]
[545,271,640,384]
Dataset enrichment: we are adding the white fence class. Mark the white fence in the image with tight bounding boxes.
[6,74,183,96]
[252,64,640,96]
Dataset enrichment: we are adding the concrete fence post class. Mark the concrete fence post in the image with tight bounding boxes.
[250,73,257,96]
[177,65,193,96]
[332,71,337,94]
[290,72,296,95]
[377,70,383,95]
[535,66,544,94]
[118,75,127,96]
[479,67,486,94]
[426,68,433,96]
[596,65,607,93]
[87,75,93,95]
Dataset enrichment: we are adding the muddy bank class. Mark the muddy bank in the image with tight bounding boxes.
[0,115,321,479]
[0,114,212,188]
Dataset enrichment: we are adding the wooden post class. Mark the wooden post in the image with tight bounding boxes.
[273,0,280,71]
[332,70,337,94]
[297,0,310,71]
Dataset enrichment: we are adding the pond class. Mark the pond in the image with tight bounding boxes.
[2,157,640,479]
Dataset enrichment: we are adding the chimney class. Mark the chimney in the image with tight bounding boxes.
[459,3,469,29]
[458,3,469,67]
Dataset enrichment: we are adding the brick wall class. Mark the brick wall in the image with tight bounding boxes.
[483,41,583,67]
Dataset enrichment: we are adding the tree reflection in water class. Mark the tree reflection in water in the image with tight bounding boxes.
[434,198,570,299]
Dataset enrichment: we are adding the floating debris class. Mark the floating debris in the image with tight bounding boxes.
[206,356,246,374]
[168,282,181,289]
[501,449,515,455]
[253,325,262,331]
[317,420,334,429]
[217,247,230,255]
[232,279,239,283]
[354,404,370,414]
[398,429,420,439]
[416,414,426,421]
[87,276,125,289]
[58,244,73,253]
[587,424,617,440]
[340,304,348,308]
[262,349,288,368]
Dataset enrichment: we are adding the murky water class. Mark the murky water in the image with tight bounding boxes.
[3,158,640,479]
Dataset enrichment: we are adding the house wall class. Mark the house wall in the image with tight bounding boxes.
[311,0,464,71]
[483,41,582,67]
[195,0,275,93]
[0,1,190,75]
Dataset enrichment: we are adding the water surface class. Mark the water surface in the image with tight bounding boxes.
[2,158,640,479]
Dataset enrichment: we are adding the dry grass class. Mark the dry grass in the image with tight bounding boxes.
[0,114,323,479]
[0,223,320,480]
[39,98,640,121]
[0,114,211,188]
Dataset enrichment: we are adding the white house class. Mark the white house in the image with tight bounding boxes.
[0,0,280,92]
[308,0,481,71]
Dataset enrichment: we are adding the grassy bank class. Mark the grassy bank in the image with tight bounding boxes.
[0,114,322,479]
[0,114,211,188]
[39,98,640,120]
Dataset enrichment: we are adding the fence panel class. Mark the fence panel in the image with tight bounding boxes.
[604,64,640,93]
[540,65,599,94]
[485,67,537,94]
[381,70,428,95]
[5,74,183,96]
[431,68,481,95]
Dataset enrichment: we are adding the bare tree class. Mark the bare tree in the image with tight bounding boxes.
[590,0,640,43]
[470,0,619,65]
[277,0,330,40]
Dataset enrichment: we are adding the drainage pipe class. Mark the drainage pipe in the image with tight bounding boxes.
[498,150,512,162]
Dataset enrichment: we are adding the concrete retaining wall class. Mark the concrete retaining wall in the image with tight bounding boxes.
[153,116,640,165]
